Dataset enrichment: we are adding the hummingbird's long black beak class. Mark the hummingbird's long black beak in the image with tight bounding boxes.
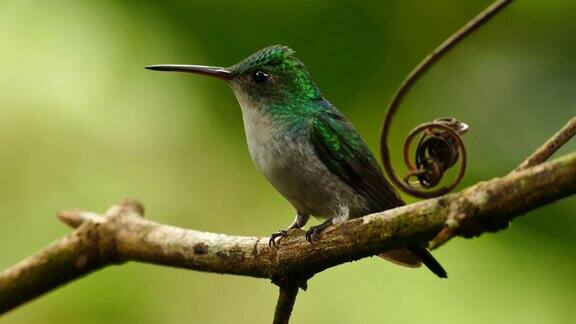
[145,64,232,80]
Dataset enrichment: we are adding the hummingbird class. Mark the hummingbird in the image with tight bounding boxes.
[147,45,447,278]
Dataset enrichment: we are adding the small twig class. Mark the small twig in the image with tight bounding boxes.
[431,117,576,248]
[273,284,299,324]
[380,0,514,197]
[0,201,144,314]
[514,117,576,172]
[0,222,106,314]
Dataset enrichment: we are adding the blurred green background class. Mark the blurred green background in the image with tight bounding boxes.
[1,0,575,323]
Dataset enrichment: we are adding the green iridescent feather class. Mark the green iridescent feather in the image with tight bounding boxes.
[228,45,404,210]
[230,45,321,104]
[309,108,405,211]
[229,45,296,75]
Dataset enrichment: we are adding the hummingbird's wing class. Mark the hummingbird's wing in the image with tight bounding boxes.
[309,109,404,211]
[309,106,447,278]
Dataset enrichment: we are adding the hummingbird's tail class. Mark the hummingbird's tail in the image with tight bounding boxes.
[408,246,447,278]
[379,246,447,278]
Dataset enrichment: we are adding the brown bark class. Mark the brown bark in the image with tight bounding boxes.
[1,151,575,315]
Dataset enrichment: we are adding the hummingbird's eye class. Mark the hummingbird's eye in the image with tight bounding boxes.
[252,70,269,83]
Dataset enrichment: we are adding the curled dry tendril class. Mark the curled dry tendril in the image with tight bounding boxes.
[401,118,468,198]
[380,0,513,198]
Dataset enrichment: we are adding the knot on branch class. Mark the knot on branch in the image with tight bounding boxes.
[431,190,510,249]
[271,274,309,291]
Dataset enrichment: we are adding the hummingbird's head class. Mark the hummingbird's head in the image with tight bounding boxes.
[146,45,322,111]
[226,45,321,106]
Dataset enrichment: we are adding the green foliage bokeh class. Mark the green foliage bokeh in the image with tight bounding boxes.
[0,1,575,323]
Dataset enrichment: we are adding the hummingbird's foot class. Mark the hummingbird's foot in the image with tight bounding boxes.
[269,229,289,248]
[305,218,334,243]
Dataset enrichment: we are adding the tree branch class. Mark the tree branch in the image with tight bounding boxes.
[1,150,575,316]
[0,2,568,322]
[514,117,576,172]
[430,117,576,248]
[273,284,299,324]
